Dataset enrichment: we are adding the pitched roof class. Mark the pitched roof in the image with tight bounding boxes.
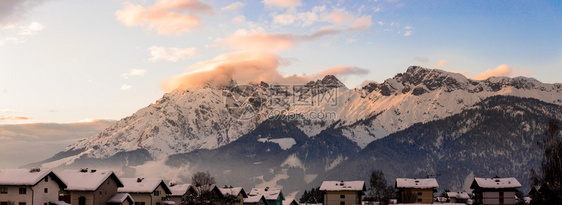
[118,178,171,194]
[446,192,469,199]
[470,177,521,189]
[108,193,135,204]
[395,178,439,189]
[249,187,284,201]
[0,169,66,188]
[282,199,298,205]
[218,186,247,198]
[319,181,366,191]
[169,184,195,196]
[59,169,123,191]
[245,195,267,203]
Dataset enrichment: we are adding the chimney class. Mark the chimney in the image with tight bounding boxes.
[340,180,344,186]
[137,178,144,182]
[265,187,269,191]
[91,169,97,173]
[30,168,41,173]
[80,168,88,173]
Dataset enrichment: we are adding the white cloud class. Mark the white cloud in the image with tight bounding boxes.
[18,22,45,35]
[272,6,326,27]
[148,46,197,62]
[221,2,246,11]
[404,30,412,36]
[121,69,147,79]
[121,84,132,90]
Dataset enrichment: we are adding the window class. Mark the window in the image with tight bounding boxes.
[135,202,146,205]
[499,198,504,203]
[156,203,161,205]
[340,195,345,199]
[1,202,8,205]
[0,187,7,194]
[79,197,86,205]
[340,202,345,205]
[19,188,27,194]
[45,177,49,182]
[417,192,422,196]
[100,191,102,197]
[44,188,48,193]
[154,190,160,196]
[417,198,422,202]
[19,202,26,205]
[499,192,504,197]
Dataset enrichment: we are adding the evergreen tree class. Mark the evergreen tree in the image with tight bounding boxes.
[530,118,562,204]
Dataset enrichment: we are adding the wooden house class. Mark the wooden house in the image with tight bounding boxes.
[319,180,365,205]
[470,177,521,205]
[395,178,438,204]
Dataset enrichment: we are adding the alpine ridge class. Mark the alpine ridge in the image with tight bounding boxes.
[29,66,562,195]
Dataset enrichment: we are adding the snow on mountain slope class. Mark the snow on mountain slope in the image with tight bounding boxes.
[42,66,562,166]
[292,66,562,148]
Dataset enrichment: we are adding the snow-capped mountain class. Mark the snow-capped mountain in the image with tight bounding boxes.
[30,66,562,194]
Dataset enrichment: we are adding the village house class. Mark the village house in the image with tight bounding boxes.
[0,168,67,205]
[218,186,247,205]
[242,195,267,205]
[107,193,135,205]
[395,178,438,204]
[118,178,172,205]
[319,180,365,205]
[445,192,469,204]
[281,199,298,205]
[248,187,283,205]
[167,183,196,205]
[470,177,521,205]
[58,169,124,205]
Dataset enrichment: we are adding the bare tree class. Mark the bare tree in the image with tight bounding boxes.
[191,171,218,205]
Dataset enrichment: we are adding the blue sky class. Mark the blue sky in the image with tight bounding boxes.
[1,0,561,124]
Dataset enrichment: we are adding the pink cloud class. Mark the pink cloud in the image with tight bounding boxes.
[471,65,516,80]
[115,0,214,35]
[262,0,302,8]
[319,65,369,76]
[161,52,368,91]
[223,27,341,51]
[350,16,372,29]
[435,60,448,67]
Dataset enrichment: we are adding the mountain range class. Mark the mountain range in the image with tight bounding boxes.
[27,66,562,197]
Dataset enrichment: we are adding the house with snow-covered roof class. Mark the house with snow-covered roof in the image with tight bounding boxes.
[445,192,469,204]
[118,178,172,205]
[167,183,196,205]
[319,180,365,205]
[248,187,283,205]
[58,169,124,205]
[0,168,67,205]
[470,177,521,205]
[243,195,267,205]
[107,193,135,205]
[395,178,438,204]
[281,199,298,205]
[218,186,247,205]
